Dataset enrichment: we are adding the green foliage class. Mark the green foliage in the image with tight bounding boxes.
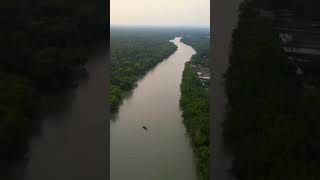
[224,1,320,179]
[110,28,210,179]
[110,28,178,113]
[179,31,210,179]
[181,32,210,67]
[180,62,209,180]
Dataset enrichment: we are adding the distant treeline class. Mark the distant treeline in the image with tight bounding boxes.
[180,32,210,180]
[181,32,210,67]
[110,29,178,113]
[224,0,320,178]
[0,0,106,166]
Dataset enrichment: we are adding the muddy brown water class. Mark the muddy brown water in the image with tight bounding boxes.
[110,37,198,180]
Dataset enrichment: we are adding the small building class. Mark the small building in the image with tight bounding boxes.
[193,64,210,87]
[199,76,210,81]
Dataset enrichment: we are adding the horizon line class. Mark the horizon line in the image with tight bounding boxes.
[110,24,210,29]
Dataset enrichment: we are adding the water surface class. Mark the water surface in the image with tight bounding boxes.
[111,37,197,180]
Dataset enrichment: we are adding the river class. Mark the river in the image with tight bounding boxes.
[110,37,197,180]
[5,50,108,180]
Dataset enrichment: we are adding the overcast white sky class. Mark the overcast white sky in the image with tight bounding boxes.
[110,0,210,27]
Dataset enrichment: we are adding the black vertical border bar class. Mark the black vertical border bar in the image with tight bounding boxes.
[106,0,110,179]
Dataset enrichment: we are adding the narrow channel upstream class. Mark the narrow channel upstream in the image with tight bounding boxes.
[110,37,197,180]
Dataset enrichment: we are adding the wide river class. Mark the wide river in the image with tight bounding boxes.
[110,37,197,180]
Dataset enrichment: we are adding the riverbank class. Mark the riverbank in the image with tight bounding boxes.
[110,29,178,113]
[178,32,210,180]
[111,37,197,180]
[180,62,209,180]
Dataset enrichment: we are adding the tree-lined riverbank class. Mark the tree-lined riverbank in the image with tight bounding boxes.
[179,31,210,180]
[110,29,178,112]
[180,62,209,180]
[111,37,198,180]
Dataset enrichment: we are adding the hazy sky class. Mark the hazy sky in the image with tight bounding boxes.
[111,0,210,27]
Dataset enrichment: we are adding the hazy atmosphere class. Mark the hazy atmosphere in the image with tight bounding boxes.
[110,0,210,27]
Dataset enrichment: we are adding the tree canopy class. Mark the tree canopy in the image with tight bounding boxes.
[110,28,178,112]
[180,31,210,179]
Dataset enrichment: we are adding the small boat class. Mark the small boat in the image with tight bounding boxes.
[142,126,148,131]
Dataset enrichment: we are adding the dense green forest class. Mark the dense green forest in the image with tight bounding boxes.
[224,0,320,179]
[181,31,210,67]
[110,28,178,113]
[110,28,211,178]
[0,0,106,167]
[180,32,210,180]
[180,63,209,180]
